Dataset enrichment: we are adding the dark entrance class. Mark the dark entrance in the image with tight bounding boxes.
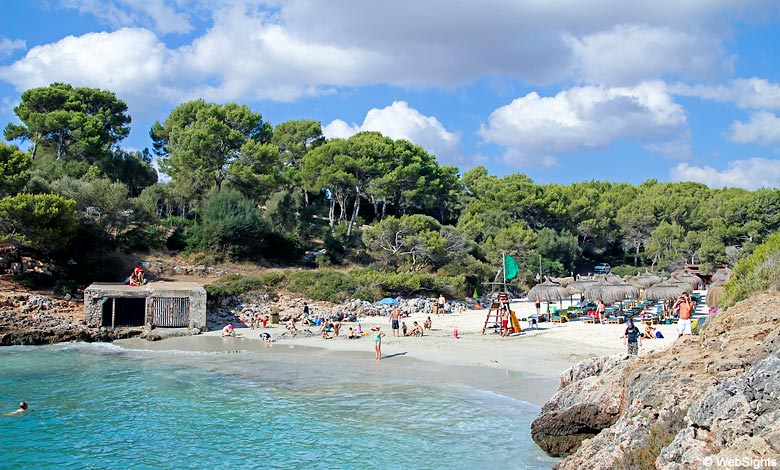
[101,298,146,327]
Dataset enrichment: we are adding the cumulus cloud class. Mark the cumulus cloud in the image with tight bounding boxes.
[322,101,462,165]
[671,158,780,190]
[0,37,26,59]
[0,28,169,113]
[672,78,780,110]
[479,82,687,167]
[728,111,780,145]
[58,0,192,35]
[564,24,729,85]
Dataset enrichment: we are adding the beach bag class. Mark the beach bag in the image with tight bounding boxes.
[655,331,664,339]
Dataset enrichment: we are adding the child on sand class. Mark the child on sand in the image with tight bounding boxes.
[221,324,235,337]
[622,319,642,357]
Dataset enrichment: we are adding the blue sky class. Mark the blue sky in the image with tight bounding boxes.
[1,0,780,189]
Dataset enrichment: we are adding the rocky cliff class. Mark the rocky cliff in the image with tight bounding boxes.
[532,292,780,469]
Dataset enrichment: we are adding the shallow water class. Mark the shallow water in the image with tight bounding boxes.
[0,341,557,469]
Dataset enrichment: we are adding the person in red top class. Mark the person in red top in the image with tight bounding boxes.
[128,267,145,286]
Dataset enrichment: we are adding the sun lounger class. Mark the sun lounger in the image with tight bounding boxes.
[551,312,570,323]
[607,316,624,324]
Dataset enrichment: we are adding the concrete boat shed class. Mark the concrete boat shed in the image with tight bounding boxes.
[84,282,207,329]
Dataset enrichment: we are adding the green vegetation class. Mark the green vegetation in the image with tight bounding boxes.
[721,233,780,308]
[3,82,780,293]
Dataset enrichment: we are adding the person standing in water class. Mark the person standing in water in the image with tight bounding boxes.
[371,326,386,361]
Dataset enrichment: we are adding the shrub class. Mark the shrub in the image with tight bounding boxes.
[721,232,780,308]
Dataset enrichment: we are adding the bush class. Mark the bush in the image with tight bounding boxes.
[721,232,780,308]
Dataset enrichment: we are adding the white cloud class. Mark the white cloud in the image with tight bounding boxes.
[479,82,687,167]
[728,111,780,145]
[0,0,754,109]
[672,78,780,110]
[671,158,780,190]
[322,101,462,165]
[564,24,729,85]
[0,37,26,59]
[58,0,192,35]
[0,28,170,113]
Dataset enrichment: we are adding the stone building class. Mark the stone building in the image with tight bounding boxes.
[84,282,207,330]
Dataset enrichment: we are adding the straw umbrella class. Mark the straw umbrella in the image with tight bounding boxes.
[674,271,701,291]
[584,279,639,305]
[629,271,663,289]
[527,278,570,311]
[644,280,691,301]
[706,285,726,309]
[711,268,732,285]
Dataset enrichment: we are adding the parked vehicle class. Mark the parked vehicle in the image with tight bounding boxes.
[594,263,611,274]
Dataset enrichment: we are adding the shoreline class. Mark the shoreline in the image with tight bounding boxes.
[117,298,683,406]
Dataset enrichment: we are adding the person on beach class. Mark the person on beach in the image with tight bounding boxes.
[221,324,235,337]
[371,326,386,360]
[128,267,145,286]
[622,319,642,357]
[643,323,656,339]
[423,316,432,330]
[261,332,272,343]
[500,308,509,336]
[674,292,694,338]
[355,323,363,336]
[401,322,407,336]
[596,299,606,323]
[4,401,28,416]
[535,296,541,315]
[406,321,424,337]
[303,302,309,317]
[438,294,446,314]
[287,318,297,332]
[390,306,401,337]
[347,327,356,339]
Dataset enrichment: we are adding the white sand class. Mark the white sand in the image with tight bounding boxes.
[207,298,681,379]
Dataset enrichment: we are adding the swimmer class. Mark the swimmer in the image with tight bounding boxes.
[4,401,28,416]
[371,326,386,360]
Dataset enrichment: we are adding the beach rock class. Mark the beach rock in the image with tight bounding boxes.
[531,355,627,457]
[537,293,780,469]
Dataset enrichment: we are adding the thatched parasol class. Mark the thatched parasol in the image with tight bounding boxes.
[584,279,639,305]
[567,279,598,295]
[527,279,569,302]
[706,285,726,308]
[644,280,691,300]
[711,268,732,285]
[554,276,575,287]
[673,271,701,290]
[603,274,625,285]
[629,271,663,289]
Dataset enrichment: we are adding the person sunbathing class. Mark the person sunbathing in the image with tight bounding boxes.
[406,321,424,336]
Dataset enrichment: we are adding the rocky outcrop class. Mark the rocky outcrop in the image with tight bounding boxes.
[533,293,780,469]
[531,355,627,456]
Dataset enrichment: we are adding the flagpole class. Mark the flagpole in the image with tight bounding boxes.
[502,253,507,293]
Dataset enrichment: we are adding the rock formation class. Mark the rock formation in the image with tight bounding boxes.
[532,292,780,469]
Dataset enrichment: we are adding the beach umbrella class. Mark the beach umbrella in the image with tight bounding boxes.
[554,276,575,287]
[643,280,691,301]
[711,268,732,285]
[566,279,597,295]
[378,297,399,306]
[673,271,701,290]
[527,279,569,308]
[584,279,639,305]
[706,284,726,308]
[629,271,663,289]
[604,273,626,285]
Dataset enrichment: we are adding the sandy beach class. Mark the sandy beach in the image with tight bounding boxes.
[152,297,685,404]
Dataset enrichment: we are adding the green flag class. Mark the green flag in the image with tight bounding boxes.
[504,254,519,280]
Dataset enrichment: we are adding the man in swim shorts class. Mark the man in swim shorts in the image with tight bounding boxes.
[389,306,401,337]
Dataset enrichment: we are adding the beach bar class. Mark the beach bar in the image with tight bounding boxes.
[84,282,207,329]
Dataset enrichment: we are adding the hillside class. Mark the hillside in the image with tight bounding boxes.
[532,292,780,469]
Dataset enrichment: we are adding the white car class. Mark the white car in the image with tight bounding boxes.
[594,263,611,274]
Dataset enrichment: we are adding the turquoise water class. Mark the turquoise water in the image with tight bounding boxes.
[0,342,557,469]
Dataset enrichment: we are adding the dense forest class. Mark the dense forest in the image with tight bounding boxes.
[1,83,779,298]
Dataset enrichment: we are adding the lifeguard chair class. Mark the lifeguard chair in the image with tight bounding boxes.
[482,292,521,334]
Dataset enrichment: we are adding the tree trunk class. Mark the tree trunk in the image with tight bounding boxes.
[328,198,335,231]
[347,189,361,237]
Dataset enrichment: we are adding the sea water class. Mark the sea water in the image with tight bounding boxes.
[0,341,557,469]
